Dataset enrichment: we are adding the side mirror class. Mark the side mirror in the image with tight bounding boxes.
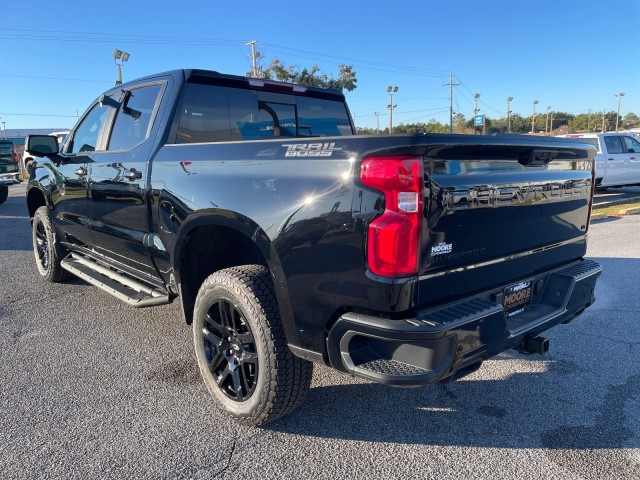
[26,135,59,157]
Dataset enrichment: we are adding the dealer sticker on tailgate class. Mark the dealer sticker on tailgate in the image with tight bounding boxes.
[502,280,533,317]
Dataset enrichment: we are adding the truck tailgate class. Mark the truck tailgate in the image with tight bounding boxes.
[418,139,594,306]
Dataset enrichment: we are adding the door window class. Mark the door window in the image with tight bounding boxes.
[603,136,624,154]
[176,84,232,143]
[69,103,110,154]
[108,85,162,151]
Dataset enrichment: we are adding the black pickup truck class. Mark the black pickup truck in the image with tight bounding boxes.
[25,69,601,426]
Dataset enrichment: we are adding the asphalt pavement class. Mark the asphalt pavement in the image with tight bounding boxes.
[1,183,639,480]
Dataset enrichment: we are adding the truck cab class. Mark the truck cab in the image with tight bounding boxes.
[562,132,640,189]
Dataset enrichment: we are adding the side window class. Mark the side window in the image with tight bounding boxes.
[176,84,232,143]
[108,85,162,151]
[69,103,110,154]
[603,136,624,154]
[622,136,640,153]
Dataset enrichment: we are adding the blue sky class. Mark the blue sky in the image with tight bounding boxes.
[2,0,638,131]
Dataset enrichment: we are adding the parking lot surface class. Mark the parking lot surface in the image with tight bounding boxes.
[1,183,639,479]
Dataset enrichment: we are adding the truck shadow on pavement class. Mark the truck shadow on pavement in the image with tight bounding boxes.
[268,366,640,452]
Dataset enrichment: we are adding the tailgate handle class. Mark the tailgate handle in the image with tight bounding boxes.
[519,149,559,167]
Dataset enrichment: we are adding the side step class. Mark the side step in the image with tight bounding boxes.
[61,253,171,308]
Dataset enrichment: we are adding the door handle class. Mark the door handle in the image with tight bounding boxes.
[124,168,143,181]
[74,167,87,176]
[608,158,615,161]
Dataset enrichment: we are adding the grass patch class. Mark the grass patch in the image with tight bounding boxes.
[592,198,640,216]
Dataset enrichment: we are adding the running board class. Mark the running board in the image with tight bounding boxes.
[61,253,170,308]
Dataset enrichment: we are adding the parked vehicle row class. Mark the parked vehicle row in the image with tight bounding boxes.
[0,139,20,204]
[560,132,640,189]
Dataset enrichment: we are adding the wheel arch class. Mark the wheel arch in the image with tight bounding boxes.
[173,210,299,346]
[26,186,48,219]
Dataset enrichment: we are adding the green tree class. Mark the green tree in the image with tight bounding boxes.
[623,112,640,129]
[262,58,358,92]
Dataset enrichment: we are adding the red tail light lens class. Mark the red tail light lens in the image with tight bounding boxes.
[360,156,423,277]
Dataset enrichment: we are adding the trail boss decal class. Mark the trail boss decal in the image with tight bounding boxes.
[502,280,533,317]
[283,143,342,157]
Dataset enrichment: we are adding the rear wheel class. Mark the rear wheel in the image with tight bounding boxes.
[193,265,312,426]
[32,206,71,282]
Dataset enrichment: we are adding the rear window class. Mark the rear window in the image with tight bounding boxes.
[0,142,12,151]
[175,83,352,144]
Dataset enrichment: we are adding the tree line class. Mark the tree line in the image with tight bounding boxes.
[257,58,638,135]
[356,111,640,135]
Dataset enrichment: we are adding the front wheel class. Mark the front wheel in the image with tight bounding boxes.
[32,206,71,282]
[193,265,313,426]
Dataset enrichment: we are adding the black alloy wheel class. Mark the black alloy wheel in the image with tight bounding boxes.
[201,297,258,401]
[193,265,313,426]
[32,206,70,283]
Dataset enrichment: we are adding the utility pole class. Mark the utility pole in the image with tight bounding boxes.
[387,86,398,134]
[550,111,554,135]
[587,109,592,132]
[444,72,459,134]
[473,93,480,135]
[602,111,606,132]
[615,92,625,132]
[507,97,513,133]
[245,40,263,77]
[531,100,539,133]
[374,112,380,134]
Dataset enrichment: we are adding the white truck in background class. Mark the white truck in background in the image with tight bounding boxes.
[22,131,69,174]
[561,132,640,189]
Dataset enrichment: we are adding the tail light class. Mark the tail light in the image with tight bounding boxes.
[360,156,423,277]
[13,147,19,164]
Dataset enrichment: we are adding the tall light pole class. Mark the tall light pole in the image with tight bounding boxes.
[112,49,130,86]
[545,106,551,134]
[615,92,625,132]
[1,122,5,139]
[587,109,592,132]
[602,111,606,132]
[374,112,380,134]
[507,97,513,133]
[387,86,398,134]
[531,100,539,134]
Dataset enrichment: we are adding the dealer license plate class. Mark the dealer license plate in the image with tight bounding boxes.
[502,280,533,317]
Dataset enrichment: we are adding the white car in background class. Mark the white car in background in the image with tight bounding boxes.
[561,132,640,189]
[22,131,69,173]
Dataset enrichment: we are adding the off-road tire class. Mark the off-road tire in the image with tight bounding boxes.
[193,265,313,426]
[32,206,71,282]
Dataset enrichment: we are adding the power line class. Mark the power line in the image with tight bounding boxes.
[0,112,79,118]
[0,28,243,46]
[0,74,111,83]
[262,42,449,76]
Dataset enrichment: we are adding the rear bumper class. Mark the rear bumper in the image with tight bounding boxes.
[326,259,601,386]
